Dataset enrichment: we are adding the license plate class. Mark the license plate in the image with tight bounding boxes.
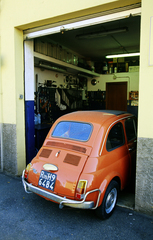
[38,170,57,192]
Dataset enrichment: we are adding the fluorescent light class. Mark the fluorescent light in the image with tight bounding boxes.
[39,63,67,73]
[25,26,61,39]
[106,53,140,58]
[76,27,128,39]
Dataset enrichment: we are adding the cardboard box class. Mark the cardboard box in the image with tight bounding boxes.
[129,66,139,72]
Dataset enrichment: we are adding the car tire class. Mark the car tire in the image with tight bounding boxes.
[96,180,119,220]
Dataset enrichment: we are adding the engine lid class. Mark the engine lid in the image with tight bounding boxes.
[28,143,91,198]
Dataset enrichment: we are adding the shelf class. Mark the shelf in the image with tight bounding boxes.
[34,52,100,77]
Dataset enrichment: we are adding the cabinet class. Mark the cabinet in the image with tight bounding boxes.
[34,52,100,77]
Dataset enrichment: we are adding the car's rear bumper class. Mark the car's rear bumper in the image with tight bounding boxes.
[22,170,101,210]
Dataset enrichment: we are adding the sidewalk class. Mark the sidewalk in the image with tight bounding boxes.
[0,172,153,240]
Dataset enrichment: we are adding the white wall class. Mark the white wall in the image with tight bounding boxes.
[87,71,139,99]
[34,67,139,100]
[34,67,66,91]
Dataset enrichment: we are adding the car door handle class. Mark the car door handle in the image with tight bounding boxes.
[128,147,134,151]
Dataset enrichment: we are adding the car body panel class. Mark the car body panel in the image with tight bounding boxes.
[23,110,137,210]
[28,146,90,198]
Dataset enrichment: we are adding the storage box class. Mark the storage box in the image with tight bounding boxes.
[129,91,139,100]
[47,43,53,57]
[52,44,57,58]
[129,66,139,72]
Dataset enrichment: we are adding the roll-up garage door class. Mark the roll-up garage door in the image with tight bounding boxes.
[23,3,141,40]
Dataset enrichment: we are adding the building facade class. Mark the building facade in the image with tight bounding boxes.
[0,0,152,216]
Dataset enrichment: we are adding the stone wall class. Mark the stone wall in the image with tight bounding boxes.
[0,128,2,171]
[2,124,18,175]
[135,137,153,216]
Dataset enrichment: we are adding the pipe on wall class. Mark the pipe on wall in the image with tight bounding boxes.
[0,35,3,172]
[0,123,3,172]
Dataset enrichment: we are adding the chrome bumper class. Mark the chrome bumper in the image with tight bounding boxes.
[22,170,101,210]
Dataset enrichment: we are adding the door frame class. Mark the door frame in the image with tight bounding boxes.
[23,6,140,163]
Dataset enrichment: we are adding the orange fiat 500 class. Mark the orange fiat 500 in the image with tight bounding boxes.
[22,110,137,219]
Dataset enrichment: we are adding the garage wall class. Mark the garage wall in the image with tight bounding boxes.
[87,72,139,94]
[0,35,2,170]
[34,68,65,91]
[135,0,153,216]
[0,0,141,174]
[2,0,153,218]
[34,70,139,100]
[16,0,141,30]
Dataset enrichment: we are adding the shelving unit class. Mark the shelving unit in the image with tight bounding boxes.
[34,52,100,77]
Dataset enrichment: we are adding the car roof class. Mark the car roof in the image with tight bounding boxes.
[57,110,133,125]
[91,110,127,115]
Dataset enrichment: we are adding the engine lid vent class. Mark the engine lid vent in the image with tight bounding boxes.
[63,153,81,166]
[39,149,52,158]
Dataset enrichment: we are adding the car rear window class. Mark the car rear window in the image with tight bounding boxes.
[52,121,92,141]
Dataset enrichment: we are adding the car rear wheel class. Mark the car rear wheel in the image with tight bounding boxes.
[96,180,119,220]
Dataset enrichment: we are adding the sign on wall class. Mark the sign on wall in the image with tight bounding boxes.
[149,16,153,66]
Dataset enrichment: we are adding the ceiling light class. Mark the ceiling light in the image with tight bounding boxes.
[76,28,128,39]
[106,53,140,58]
[39,63,67,73]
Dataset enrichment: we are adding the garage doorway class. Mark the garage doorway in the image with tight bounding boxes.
[24,4,141,210]
[106,82,127,111]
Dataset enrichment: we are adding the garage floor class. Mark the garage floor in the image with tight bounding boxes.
[117,187,135,210]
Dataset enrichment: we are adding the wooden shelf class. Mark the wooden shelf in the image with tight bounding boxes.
[34,52,100,77]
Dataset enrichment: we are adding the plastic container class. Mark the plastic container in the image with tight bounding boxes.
[35,114,38,125]
[37,113,41,124]
[103,62,108,74]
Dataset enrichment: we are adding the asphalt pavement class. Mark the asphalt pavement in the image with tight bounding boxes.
[0,172,153,240]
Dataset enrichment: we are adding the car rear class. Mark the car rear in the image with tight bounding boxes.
[22,111,130,210]
[23,117,100,205]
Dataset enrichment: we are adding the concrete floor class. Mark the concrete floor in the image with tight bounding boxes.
[117,188,135,210]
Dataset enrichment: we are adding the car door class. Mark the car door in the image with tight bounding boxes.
[105,121,131,189]
[124,117,137,190]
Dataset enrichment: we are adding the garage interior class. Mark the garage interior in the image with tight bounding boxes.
[33,14,140,122]
[25,7,141,210]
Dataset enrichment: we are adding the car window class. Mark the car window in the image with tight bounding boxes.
[106,122,124,151]
[125,118,137,142]
[52,121,92,141]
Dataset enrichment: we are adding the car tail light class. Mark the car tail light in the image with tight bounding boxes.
[24,163,32,179]
[76,180,87,200]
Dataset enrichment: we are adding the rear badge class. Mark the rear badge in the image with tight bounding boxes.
[43,164,58,171]
[55,150,61,157]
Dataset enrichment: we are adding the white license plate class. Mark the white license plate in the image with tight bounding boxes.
[38,170,57,192]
